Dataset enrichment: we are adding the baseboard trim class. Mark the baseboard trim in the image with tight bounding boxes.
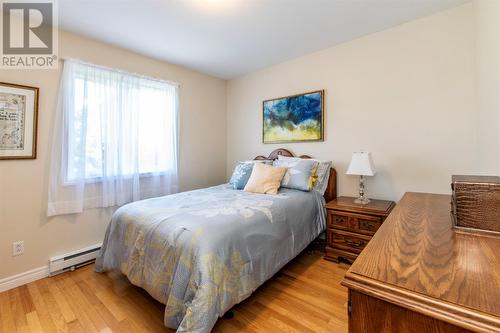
[0,266,49,293]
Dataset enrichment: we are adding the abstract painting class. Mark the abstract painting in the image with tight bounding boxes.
[263,90,324,143]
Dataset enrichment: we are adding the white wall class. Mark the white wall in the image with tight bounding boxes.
[474,0,500,175]
[227,3,481,201]
[0,31,227,279]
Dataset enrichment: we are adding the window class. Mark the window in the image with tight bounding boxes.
[48,59,179,216]
[67,63,177,181]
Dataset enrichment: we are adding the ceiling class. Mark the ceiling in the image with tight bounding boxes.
[59,0,469,79]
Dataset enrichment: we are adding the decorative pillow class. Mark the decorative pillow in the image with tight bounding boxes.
[313,160,332,195]
[229,160,273,190]
[229,163,254,189]
[244,163,287,195]
[278,155,332,195]
[273,158,319,191]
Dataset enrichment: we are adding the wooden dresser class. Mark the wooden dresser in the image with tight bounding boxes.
[324,197,395,263]
[342,192,500,333]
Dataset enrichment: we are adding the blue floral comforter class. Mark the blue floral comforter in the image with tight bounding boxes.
[95,184,326,332]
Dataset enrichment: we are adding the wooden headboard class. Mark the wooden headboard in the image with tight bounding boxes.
[254,148,337,202]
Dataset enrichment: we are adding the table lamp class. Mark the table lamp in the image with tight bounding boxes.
[346,152,376,204]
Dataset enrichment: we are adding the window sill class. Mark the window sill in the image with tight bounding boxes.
[62,171,175,187]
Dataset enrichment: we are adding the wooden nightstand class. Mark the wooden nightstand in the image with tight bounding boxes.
[324,196,395,263]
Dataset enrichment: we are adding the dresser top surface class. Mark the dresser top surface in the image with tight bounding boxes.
[345,192,500,318]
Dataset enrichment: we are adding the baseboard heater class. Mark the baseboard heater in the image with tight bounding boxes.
[49,243,102,276]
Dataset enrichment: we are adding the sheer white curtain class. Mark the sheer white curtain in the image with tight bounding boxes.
[48,59,179,216]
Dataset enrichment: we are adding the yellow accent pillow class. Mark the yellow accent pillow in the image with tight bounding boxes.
[309,162,319,189]
[244,163,288,195]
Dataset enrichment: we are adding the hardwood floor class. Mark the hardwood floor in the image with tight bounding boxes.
[0,251,349,333]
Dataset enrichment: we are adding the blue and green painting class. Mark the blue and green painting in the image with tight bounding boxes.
[263,90,323,143]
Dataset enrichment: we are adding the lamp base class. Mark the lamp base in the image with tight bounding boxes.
[354,175,371,205]
[354,197,371,205]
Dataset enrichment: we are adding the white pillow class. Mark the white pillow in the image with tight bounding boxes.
[277,155,332,195]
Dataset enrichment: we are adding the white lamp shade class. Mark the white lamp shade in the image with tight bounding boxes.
[346,152,376,176]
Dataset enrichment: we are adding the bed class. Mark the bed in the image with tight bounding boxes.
[95,148,337,333]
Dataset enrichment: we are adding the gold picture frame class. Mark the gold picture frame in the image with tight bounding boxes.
[262,90,324,144]
[0,82,39,159]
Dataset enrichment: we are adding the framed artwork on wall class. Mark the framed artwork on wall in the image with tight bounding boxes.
[263,90,324,143]
[0,82,39,159]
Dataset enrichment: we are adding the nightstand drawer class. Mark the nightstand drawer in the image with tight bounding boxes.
[357,216,382,234]
[328,211,382,235]
[328,212,351,228]
[327,229,371,254]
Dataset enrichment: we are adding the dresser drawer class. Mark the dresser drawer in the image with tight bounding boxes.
[328,211,382,235]
[327,229,371,254]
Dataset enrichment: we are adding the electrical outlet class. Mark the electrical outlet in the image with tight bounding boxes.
[12,241,24,256]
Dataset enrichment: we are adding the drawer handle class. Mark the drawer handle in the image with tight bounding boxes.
[345,239,364,247]
[361,221,377,230]
[334,216,346,223]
